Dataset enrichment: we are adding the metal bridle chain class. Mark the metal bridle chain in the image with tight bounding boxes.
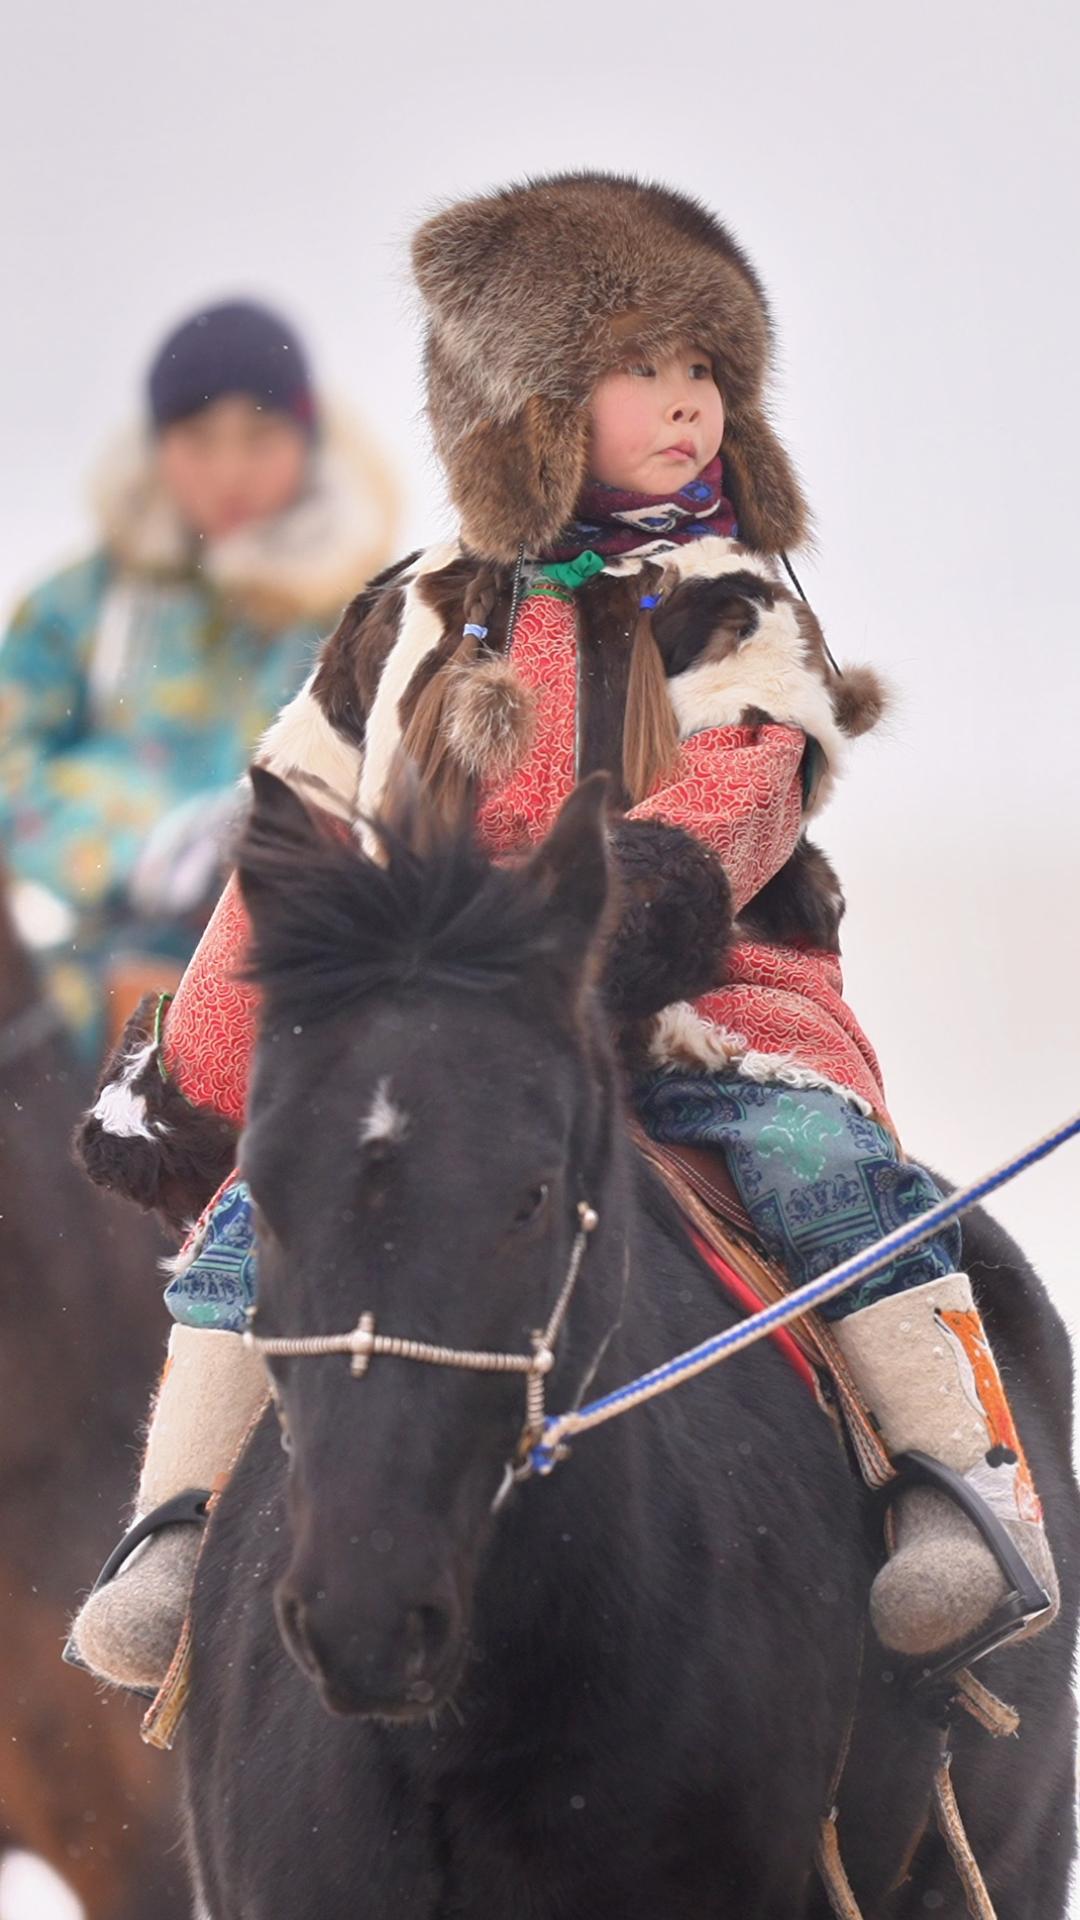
[504,542,527,652]
[246,1321,548,1379]
[243,1200,600,1455]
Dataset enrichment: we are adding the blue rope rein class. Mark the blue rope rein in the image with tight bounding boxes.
[529,1108,1080,1476]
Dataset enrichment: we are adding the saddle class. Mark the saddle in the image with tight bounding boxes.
[638,1130,1025,1918]
[633,1127,894,1489]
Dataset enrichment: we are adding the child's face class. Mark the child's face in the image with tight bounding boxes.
[588,346,724,493]
[156,395,309,541]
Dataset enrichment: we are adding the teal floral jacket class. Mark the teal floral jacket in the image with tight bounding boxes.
[0,550,319,913]
[0,411,397,1046]
[1,407,398,914]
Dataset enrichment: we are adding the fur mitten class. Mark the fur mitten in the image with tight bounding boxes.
[603,818,733,1021]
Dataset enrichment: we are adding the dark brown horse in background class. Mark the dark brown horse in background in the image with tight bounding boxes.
[0,881,188,1917]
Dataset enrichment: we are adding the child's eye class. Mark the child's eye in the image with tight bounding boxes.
[628,363,656,378]
[689,360,713,380]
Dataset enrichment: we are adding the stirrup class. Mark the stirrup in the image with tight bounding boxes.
[63,1487,211,1696]
[889,1450,1054,1691]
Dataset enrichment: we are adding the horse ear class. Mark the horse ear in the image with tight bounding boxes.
[522,774,612,978]
[235,765,326,920]
[247,762,319,828]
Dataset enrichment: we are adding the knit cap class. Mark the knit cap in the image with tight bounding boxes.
[147,300,315,434]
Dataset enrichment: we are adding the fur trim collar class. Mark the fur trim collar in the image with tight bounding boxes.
[256,543,462,829]
[258,536,887,836]
[256,666,366,822]
[647,1004,873,1112]
[355,543,463,829]
[619,536,888,815]
[89,404,399,626]
[663,571,846,814]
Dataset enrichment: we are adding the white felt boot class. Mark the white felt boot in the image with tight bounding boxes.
[834,1274,1058,1659]
[70,1325,269,1690]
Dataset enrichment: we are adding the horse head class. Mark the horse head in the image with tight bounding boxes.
[236,766,617,1719]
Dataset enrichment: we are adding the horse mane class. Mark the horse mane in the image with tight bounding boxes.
[237,775,562,1028]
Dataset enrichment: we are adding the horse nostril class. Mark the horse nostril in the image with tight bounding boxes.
[276,1587,315,1669]
[404,1604,452,1681]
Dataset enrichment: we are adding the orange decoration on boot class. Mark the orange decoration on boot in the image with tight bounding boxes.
[938,1308,1042,1526]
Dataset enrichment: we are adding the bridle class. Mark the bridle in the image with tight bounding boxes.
[243,1200,600,1477]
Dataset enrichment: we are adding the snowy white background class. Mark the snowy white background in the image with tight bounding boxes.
[2,0,1078,1911]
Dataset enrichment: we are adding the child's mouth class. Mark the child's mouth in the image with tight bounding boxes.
[660,442,696,461]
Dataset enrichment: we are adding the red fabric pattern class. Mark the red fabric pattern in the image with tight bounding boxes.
[161,588,889,1129]
[629,724,805,915]
[474,594,579,851]
[163,872,257,1126]
[477,594,887,1120]
[695,943,888,1119]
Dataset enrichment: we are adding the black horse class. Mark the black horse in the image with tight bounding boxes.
[184,770,1079,1917]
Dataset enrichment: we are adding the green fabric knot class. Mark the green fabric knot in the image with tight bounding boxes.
[534,549,607,594]
[154,991,173,1082]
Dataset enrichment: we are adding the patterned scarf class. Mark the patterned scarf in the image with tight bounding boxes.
[541,454,737,562]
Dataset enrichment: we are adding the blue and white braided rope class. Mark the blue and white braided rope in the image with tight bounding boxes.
[529,1108,1080,1475]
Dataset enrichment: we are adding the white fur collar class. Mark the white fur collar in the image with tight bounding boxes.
[90,403,399,624]
[257,530,847,830]
[601,534,779,585]
[609,537,845,814]
[665,591,845,815]
[256,542,462,833]
[356,542,463,845]
[257,668,366,823]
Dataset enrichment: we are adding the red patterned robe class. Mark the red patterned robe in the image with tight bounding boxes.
[163,578,888,1136]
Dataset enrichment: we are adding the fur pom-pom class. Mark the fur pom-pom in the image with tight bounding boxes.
[443,659,538,784]
[832,665,889,738]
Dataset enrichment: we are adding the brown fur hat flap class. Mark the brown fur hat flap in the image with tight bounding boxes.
[413,172,809,561]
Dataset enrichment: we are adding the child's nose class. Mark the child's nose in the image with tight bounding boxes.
[667,392,700,424]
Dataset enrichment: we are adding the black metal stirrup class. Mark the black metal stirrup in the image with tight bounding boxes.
[62,1487,211,1695]
[891,1450,1053,1691]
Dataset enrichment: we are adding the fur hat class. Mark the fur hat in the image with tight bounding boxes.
[412,171,809,563]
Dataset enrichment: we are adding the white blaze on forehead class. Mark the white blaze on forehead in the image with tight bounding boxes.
[359,1078,409,1147]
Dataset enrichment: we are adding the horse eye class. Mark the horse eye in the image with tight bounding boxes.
[513,1183,549,1229]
